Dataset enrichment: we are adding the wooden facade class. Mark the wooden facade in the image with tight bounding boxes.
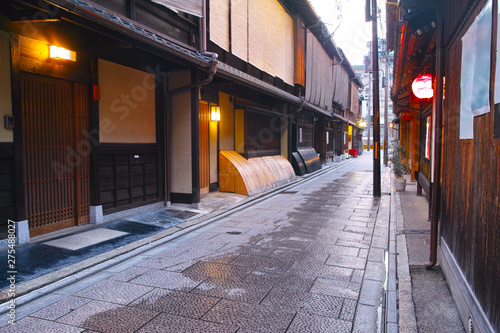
[440,0,499,330]
[390,0,500,331]
[0,0,362,241]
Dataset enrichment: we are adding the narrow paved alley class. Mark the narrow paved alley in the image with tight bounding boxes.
[1,154,391,333]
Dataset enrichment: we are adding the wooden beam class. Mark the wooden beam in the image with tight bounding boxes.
[10,33,25,221]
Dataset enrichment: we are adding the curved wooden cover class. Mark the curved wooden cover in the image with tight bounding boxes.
[219,151,296,196]
[297,148,322,173]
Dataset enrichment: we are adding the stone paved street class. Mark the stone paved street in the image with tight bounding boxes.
[0,154,392,333]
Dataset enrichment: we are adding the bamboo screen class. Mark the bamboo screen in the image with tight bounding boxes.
[305,31,334,110]
[209,0,294,85]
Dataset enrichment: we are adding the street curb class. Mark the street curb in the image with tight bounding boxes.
[0,158,356,313]
[393,174,418,333]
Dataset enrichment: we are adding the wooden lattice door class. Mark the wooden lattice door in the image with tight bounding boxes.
[21,73,90,236]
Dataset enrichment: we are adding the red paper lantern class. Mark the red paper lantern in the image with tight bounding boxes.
[412,74,434,99]
[401,110,412,121]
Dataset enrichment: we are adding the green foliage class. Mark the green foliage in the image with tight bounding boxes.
[390,140,408,178]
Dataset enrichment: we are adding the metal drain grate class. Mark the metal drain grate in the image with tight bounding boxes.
[226,231,242,235]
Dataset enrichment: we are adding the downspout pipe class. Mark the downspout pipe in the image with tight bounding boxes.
[167,53,218,96]
[426,7,444,269]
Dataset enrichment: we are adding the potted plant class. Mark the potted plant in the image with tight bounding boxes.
[390,141,408,191]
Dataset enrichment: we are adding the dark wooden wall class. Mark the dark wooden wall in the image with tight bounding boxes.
[441,0,500,330]
[99,144,161,213]
[245,111,281,158]
[0,143,16,237]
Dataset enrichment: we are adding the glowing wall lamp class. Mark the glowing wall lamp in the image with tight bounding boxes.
[357,119,367,128]
[210,105,221,121]
[49,45,76,62]
[411,74,433,99]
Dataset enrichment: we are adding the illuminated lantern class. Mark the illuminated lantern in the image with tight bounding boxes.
[401,110,412,121]
[412,74,434,99]
[210,106,221,121]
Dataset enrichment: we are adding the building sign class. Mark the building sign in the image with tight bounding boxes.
[460,0,492,139]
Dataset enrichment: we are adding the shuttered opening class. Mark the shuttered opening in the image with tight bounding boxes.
[21,73,90,236]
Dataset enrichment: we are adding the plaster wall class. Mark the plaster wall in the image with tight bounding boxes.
[219,92,235,151]
[170,71,192,193]
[98,59,156,143]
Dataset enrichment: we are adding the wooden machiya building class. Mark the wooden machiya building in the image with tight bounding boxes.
[389,0,500,331]
[0,0,362,244]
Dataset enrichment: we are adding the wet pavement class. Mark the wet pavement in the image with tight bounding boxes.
[0,154,393,332]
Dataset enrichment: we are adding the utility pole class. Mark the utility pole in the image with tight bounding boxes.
[367,71,371,151]
[370,0,381,197]
[384,46,389,166]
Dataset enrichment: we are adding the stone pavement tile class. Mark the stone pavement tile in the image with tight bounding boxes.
[344,225,374,235]
[364,260,386,282]
[256,238,311,250]
[306,243,360,257]
[191,277,272,304]
[326,255,366,269]
[336,239,370,249]
[182,261,253,281]
[340,298,357,321]
[367,247,386,262]
[74,279,153,305]
[358,248,369,258]
[109,266,151,282]
[31,296,92,320]
[260,287,343,318]
[310,277,361,300]
[130,288,220,319]
[57,300,158,333]
[335,231,366,241]
[1,317,83,333]
[286,312,353,333]
[229,254,294,272]
[358,279,384,307]
[351,269,365,283]
[287,261,353,281]
[243,270,316,292]
[270,247,329,263]
[352,304,378,333]
[350,216,377,223]
[202,299,295,332]
[231,244,277,256]
[136,313,237,333]
[208,233,256,245]
[370,235,388,248]
[130,269,205,291]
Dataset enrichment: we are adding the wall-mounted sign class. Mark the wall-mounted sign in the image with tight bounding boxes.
[412,74,434,99]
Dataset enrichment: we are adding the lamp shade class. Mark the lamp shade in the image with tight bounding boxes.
[412,74,433,99]
[49,45,76,61]
[210,106,221,121]
[401,110,412,121]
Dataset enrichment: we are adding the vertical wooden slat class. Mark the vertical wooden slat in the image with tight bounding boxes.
[21,73,90,235]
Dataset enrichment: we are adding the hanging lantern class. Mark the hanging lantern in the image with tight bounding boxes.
[401,110,413,121]
[210,105,221,121]
[412,74,434,99]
